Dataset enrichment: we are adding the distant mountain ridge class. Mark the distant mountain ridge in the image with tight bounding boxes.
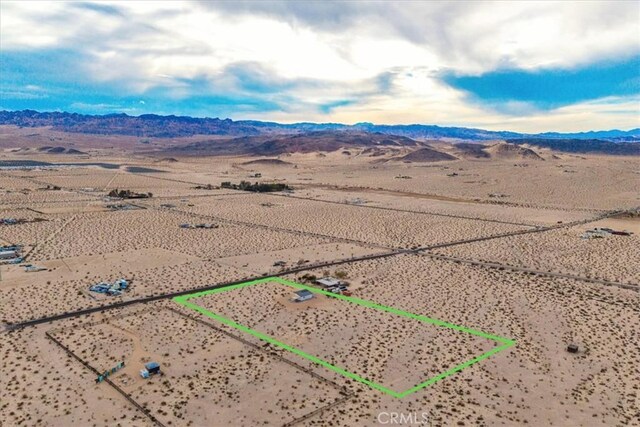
[0,110,263,138]
[1,110,638,142]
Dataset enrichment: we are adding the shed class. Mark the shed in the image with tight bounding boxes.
[567,344,579,353]
[145,362,160,374]
[294,289,314,302]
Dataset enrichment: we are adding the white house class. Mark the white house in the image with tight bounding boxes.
[315,277,343,288]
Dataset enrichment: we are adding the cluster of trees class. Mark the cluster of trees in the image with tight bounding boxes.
[298,270,347,283]
[193,184,216,190]
[299,273,317,283]
[107,189,152,199]
[220,181,292,192]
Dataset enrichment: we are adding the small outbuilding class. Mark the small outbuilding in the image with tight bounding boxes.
[140,362,161,378]
[145,362,160,374]
[567,344,579,353]
[294,289,314,302]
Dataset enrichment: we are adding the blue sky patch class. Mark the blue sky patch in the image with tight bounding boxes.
[442,55,640,112]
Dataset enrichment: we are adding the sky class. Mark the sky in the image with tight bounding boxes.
[1,1,639,132]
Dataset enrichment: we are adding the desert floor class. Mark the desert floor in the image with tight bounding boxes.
[1,148,638,427]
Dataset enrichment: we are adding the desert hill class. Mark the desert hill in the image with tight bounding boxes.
[484,142,544,160]
[250,131,423,155]
[37,146,87,155]
[451,142,491,159]
[169,131,428,156]
[241,158,293,166]
[445,141,543,160]
[396,147,458,162]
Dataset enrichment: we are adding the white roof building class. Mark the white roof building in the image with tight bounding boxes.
[316,277,343,288]
[0,250,18,260]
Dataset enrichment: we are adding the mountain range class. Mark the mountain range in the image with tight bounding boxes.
[1,110,638,141]
[1,110,638,156]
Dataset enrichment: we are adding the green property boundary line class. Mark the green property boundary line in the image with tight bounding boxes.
[173,277,515,399]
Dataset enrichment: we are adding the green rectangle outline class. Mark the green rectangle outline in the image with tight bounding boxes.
[173,277,515,399]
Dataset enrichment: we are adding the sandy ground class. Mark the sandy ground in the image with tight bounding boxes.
[1,150,638,427]
[214,242,385,275]
[286,187,596,226]
[48,307,344,426]
[173,193,526,249]
[282,255,639,426]
[1,324,153,427]
[0,248,198,291]
[0,255,250,324]
[436,217,640,284]
[219,152,640,210]
[192,280,497,393]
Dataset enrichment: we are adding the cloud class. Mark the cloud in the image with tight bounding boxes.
[0,1,638,131]
[1,90,48,100]
[203,1,640,71]
[69,102,128,111]
[200,0,368,31]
